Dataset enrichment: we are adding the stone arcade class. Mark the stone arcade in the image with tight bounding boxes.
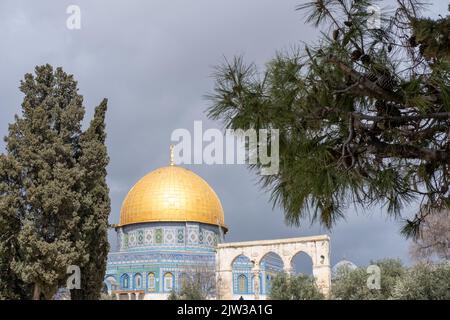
[216,236,330,300]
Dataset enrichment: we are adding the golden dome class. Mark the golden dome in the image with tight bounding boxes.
[119,165,226,230]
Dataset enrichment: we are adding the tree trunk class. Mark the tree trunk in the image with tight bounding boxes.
[33,283,40,300]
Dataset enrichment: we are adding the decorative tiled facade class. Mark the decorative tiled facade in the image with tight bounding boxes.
[115,222,219,251]
[105,221,221,296]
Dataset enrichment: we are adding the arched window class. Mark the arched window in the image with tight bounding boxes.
[121,274,129,289]
[134,273,142,289]
[238,274,247,293]
[147,272,156,291]
[164,272,174,292]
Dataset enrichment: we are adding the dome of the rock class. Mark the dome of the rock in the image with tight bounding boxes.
[119,165,226,230]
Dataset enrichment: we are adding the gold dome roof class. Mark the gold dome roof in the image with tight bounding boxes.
[119,165,226,230]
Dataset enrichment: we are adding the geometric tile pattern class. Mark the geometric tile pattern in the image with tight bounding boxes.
[119,224,220,250]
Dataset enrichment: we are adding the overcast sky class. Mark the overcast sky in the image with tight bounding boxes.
[0,0,447,269]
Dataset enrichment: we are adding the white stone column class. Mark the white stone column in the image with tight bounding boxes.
[252,265,260,300]
[312,240,331,298]
[217,269,233,300]
[127,293,132,300]
[135,292,140,300]
[216,248,234,300]
[312,265,331,297]
[282,255,294,275]
[283,265,294,275]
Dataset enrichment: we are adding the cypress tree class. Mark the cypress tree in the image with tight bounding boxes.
[5,65,86,299]
[0,65,110,299]
[0,155,31,299]
[70,99,110,300]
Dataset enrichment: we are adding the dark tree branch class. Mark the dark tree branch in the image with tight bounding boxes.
[366,139,450,162]
[352,111,450,123]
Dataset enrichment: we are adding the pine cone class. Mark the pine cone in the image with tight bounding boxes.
[376,74,396,90]
[351,49,362,61]
[375,100,386,113]
[360,54,371,65]
[344,20,353,27]
[366,71,378,82]
[419,44,427,55]
[333,29,339,41]
[408,36,417,47]
[385,103,401,117]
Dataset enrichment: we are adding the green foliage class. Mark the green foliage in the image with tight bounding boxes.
[0,155,31,299]
[178,282,207,300]
[0,65,110,299]
[332,258,450,300]
[392,262,450,300]
[411,16,450,61]
[99,293,114,300]
[332,258,405,300]
[167,289,179,300]
[70,99,110,300]
[168,269,216,300]
[207,0,450,235]
[409,209,450,261]
[270,258,448,300]
[269,273,324,300]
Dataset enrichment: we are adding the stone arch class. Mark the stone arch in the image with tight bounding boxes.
[105,275,116,285]
[258,251,284,267]
[104,275,117,293]
[258,251,284,295]
[290,250,314,275]
[230,253,252,268]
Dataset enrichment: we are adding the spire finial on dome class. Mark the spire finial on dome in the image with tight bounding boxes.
[170,144,175,166]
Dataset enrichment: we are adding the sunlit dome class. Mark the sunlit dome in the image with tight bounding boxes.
[119,164,226,231]
[332,260,358,278]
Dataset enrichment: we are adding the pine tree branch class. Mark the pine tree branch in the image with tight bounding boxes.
[327,56,440,106]
[366,138,450,162]
[328,56,403,102]
[352,111,450,123]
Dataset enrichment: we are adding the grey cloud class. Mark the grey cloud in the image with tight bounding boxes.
[1,0,438,268]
